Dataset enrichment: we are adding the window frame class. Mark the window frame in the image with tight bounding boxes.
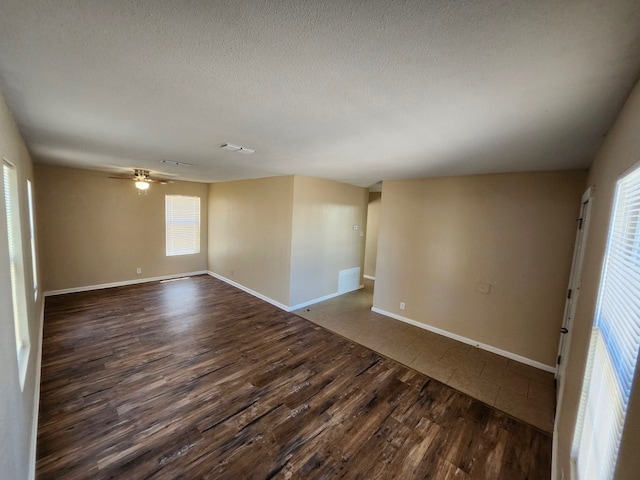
[3,158,31,390]
[571,161,640,479]
[27,179,38,299]
[165,194,201,257]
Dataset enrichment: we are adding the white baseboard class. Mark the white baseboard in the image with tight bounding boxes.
[208,271,364,313]
[207,271,290,311]
[363,275,375,280]
[371,307,556,373]
[289,284,364,312]
[43,271,208,296]
[29,299,45,480]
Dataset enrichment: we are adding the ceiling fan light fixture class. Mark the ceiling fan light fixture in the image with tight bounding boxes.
[135,181,150,190]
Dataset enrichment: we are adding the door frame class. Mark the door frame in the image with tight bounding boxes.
[555,187,593,387]
[551,186,593,480]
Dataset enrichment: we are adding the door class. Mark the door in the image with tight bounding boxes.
[555,187,592,393]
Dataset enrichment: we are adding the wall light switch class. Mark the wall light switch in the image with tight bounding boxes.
[476,282,491,294]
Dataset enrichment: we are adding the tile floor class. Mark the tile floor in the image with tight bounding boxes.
[294,279,556,433]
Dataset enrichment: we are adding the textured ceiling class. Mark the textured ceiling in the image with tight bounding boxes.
[0,0,639,187]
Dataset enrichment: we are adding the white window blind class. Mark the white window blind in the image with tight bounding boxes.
[165,195,200,256]
[3,160,30,390]
[572,163,640,480]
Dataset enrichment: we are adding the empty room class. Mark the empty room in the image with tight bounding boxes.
[1,1,640,479]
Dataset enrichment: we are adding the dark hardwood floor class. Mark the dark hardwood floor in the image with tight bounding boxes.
[37,275,551,479]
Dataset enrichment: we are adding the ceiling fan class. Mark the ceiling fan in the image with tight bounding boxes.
[109,169,172,191]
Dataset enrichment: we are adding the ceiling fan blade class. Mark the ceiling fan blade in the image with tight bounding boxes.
[108,175,134,180]
[109,170,175,185]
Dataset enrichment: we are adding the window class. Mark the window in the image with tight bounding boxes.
[165,195,200,256]
[27,179,37,297]
[3,160,30,390]
[572,163,640,479]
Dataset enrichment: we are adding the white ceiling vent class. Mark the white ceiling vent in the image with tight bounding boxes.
[221,143,255,154]
[221,143,241,151]
[161,159,193,166]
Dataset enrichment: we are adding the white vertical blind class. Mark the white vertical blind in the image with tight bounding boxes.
[165,195,200,256]
[573,163,640,480]
[3,160,30,390]
[3,162,21,354]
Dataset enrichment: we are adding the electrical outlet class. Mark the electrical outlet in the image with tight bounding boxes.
[400,301,406,310]
[136,267,142,275]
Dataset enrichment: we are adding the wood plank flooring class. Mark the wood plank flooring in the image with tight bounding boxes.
[37,275,551,479]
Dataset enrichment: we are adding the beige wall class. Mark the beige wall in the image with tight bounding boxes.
[555,81,640,480]
[208,176,294,306]
[373,171,586,366]
[0,91,43,479]
[290,176,368,306]
[364,192,381,278]
[35,165,208,292]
